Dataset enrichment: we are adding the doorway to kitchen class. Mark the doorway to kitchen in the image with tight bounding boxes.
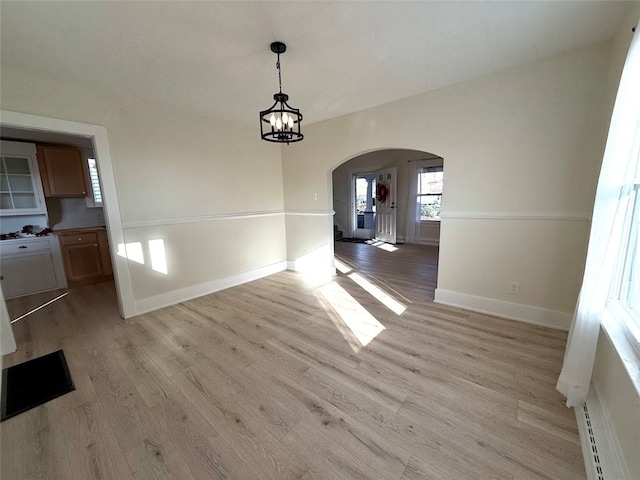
[0,110,134,324]
[0,131,117,324]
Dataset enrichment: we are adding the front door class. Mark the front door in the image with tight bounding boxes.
[375,167,397,244]
[352,173,376,239]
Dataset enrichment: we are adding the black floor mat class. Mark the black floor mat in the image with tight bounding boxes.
[1,350,75,421]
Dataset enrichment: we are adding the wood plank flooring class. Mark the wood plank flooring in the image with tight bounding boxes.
[1,241,584,480]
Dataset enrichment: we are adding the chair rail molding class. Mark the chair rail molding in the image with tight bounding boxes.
[440,211,592,221]
[122,210,285,229]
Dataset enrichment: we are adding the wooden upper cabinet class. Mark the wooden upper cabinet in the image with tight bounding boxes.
[37,145,88,197]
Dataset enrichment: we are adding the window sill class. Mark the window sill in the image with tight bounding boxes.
[601,303,640,398]
[84,196,103,209]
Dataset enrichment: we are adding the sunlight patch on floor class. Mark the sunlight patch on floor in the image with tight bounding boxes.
[318,281,385,348]
[291,245,334,286]
[334,258,352,274]
[347,272,406,315]
[365,240,399,252]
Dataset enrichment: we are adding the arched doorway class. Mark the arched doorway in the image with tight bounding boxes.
[331,148,444,244]
[330,148,444,301]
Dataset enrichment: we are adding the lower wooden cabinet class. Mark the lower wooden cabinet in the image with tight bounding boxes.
[97,229,112,277]
[57,228,113,286]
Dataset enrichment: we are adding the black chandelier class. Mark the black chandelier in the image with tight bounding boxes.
[259,42,303,144]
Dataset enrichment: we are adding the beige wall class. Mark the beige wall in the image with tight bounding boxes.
[121,216,286,302]
[420,222,441,245]
[0,68,286,310]
[441,219,591,312]
[283,40,611,325]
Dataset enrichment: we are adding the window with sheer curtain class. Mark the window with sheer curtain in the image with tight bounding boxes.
[406,160,443,244]
[417,166,443,220]
[557,23,640,407]
[610,141,640,348]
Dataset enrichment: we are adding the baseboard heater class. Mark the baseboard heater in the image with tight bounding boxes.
[580,403,605,480]
[575,386,630,480]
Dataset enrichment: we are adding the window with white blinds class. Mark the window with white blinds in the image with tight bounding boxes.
[87,158,103,206]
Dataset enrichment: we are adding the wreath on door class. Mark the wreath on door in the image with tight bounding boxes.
[376,183,389,203]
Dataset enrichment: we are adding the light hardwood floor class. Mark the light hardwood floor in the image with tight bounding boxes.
[1,241,585,480]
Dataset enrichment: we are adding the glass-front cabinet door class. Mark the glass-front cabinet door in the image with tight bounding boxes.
[0,141,46,215]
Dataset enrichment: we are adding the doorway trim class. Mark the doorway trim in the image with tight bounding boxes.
[0,110,135,318]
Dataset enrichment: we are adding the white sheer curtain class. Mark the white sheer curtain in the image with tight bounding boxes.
[405,161,423,244]
[557,24,640,407]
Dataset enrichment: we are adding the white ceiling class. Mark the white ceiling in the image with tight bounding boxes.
[0,1,630,127]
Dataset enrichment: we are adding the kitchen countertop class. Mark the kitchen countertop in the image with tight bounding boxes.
[0,235,51,244]
[53,226,107,235]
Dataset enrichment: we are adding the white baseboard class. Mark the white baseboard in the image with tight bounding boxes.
[401,238,439,246]
[135,261,287,315]
[575,383,630,480]
[287,260,336,276]
[433,289,571,330]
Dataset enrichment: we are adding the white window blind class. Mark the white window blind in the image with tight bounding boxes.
[87,158,102,205]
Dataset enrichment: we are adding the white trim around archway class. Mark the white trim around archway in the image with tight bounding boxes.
[1,110,135,318]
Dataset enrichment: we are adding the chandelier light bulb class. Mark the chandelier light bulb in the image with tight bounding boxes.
[276,117,283,130]
[269,113,276,126]
[288,116,294,129]
[282,112,289,125]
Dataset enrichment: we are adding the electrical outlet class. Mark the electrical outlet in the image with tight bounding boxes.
[508,281,520,295]
[312,192,317,201]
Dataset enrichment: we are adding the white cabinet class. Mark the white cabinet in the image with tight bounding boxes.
[0,141,46,216]
[0,251,57,298]
[0,237,67,299]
